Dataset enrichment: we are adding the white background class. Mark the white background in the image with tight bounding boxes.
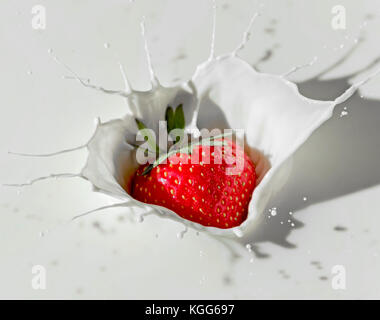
[0,0,380,299]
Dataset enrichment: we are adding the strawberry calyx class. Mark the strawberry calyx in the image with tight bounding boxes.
[133,104,232,175]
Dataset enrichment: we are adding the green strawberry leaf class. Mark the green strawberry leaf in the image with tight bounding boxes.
[142,163,154,175]
[165,104,185,146]
[165,106,175,134]
[135,118,147,131]
[174,104,185,130]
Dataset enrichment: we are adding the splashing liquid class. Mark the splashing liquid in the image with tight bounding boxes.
[4,2,380,247]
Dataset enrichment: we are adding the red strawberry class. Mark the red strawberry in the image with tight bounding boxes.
[131,139,256,229]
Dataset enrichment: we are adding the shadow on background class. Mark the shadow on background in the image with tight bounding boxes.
[239,75,380,257]
[199,68,380,258]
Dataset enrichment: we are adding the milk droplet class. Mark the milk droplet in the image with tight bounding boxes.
[39,231,44,237]
[291,223,295,227]
[340,110,348,118]
[289,211,293,215]
[339,44,344,49]
[27,70,33,75]
[246,244,252,252]
[137,215,144,223]
[47,48,53,54]
[104,42,110,49]
[233,228,243,237]
[303,196,308,201]
[270,207,277,216]
[249,257,254,263]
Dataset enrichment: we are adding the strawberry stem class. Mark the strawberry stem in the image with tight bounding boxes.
[134,104,233,176]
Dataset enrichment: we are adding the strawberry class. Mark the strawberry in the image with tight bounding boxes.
[131,139,256,229]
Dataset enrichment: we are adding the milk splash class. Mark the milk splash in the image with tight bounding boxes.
[5,2,380,239]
